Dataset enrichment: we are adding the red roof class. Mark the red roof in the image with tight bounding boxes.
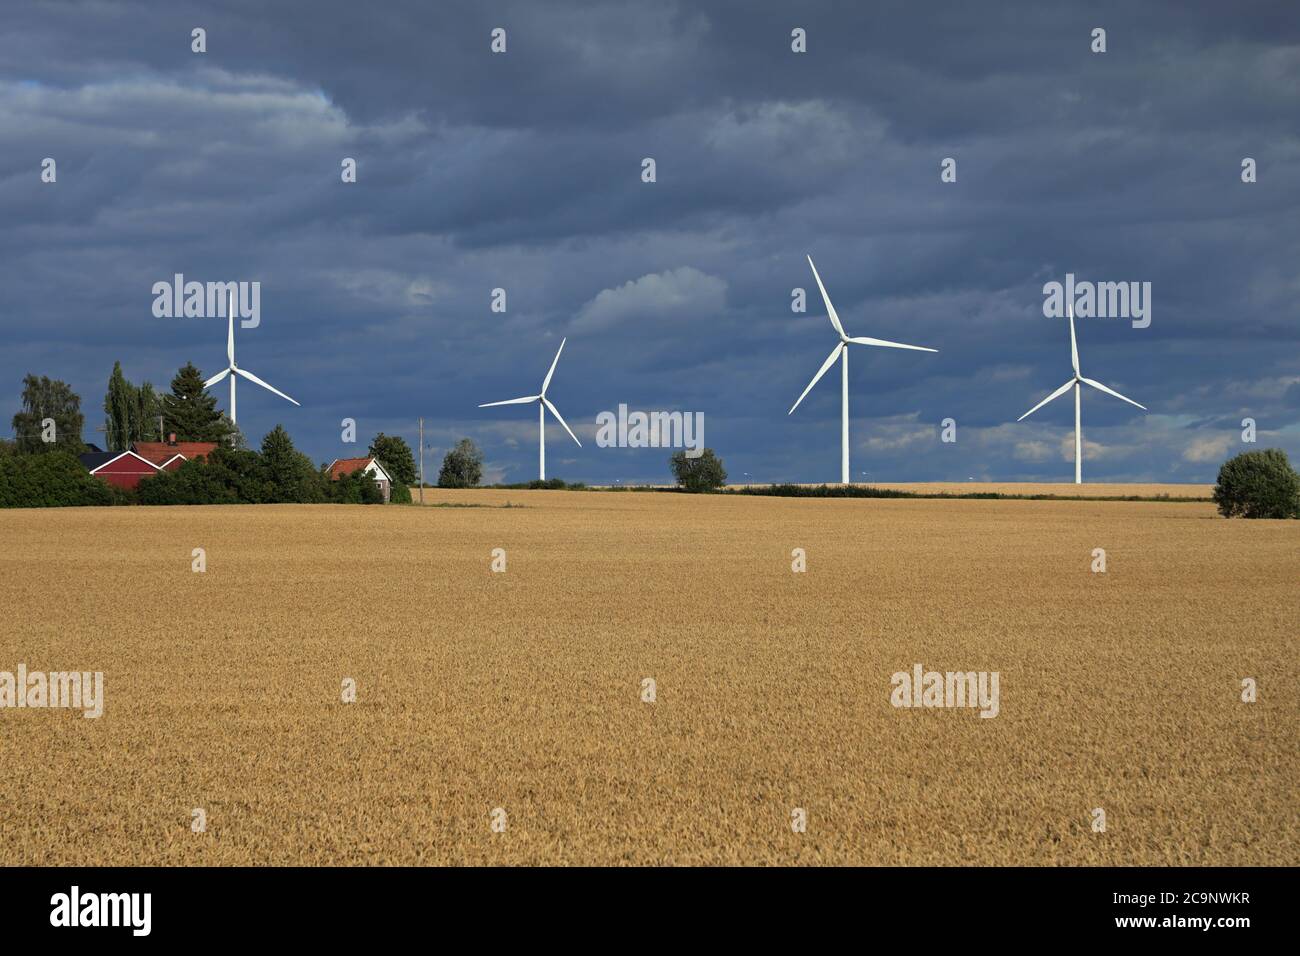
[132,441,219,466]
[328,457,376,480]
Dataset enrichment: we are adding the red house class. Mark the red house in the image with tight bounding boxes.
[77,450,161,489]
[78,436,222,490]
[327,456,393,503]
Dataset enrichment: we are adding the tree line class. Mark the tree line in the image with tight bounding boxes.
[2,362,421,508]
[4,360,736,506]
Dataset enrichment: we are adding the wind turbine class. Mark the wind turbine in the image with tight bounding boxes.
[479,337,581,480]
[789,255,938,484]
[202,289,299,427]
[1017,303,1146,483]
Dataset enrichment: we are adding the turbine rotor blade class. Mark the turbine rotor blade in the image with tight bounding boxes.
[541,337,566,395]
[1080,376,1146,411]
[846,336,937,353]
[203,368,231,388]
[543,397,582,447]
[788,342,844,415]
[227,290,237,366]
[1017,378,1075,421]
[806,255,846,338]
[1068,303,1079,375]
[478,395,539,408]
[234,367,300,406]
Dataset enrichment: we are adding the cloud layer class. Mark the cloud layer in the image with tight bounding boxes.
[1,0,1297,483]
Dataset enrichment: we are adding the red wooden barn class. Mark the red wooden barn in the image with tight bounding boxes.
[77,450,161,489]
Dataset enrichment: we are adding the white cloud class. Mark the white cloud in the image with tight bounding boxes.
[1060,435,1110,461]
[573,267,726,331]
[1183,434,1234,463]
[1014,440,1053,462]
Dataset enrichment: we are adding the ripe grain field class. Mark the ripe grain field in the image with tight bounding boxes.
[0,491,1295,866]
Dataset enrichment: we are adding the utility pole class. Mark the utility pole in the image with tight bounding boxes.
[418,417,424,504]
[158,415,164,442]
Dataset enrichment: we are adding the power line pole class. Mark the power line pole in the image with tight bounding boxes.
[418,417,424,505]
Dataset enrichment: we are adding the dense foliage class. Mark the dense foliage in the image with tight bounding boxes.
[369,432,417,486]
[1212,448,1300,519]
[0,451,125,507]
[162,362,235,444]
[438,438,484,488]
[104,361,163,451]
[10,375,86,455]
[135,431,385,505]
[669,448,727,492]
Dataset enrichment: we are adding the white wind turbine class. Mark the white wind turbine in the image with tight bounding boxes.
[1017,303,1146,483]
[202,289,299,427]
[479,337,581,480]
[789,255,938,484]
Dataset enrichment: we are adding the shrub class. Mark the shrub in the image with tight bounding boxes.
[1212,448,1300,519]
[0,451,117,508]
[528,478,584,490]
[669,448,727,493]
[325,469,384,504]
[438,438,483,488]
[389,482,412,504]
[136,450,248,505]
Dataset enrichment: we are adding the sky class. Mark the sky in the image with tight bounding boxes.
[2,0,1297,484]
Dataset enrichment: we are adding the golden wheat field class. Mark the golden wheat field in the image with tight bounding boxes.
[0,490,1295,866]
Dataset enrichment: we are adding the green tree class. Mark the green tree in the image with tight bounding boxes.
[104,362,134,451]
[135,382,162,443]
[163,363,233,443]
[260,425,323,503]
[369,432,417,486]
[1212,448,1300,519]
[670,448,727,492]
[11,375,86,454]
[105,363,165,450]
[437,438,483,488]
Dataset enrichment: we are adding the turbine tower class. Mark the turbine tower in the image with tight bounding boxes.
[789,256,938,484]
[1017,304,1146,483]
[479,337,581,481]
[203,289,299,426]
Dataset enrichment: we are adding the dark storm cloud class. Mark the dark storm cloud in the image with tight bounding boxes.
[1,0,1297,483]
